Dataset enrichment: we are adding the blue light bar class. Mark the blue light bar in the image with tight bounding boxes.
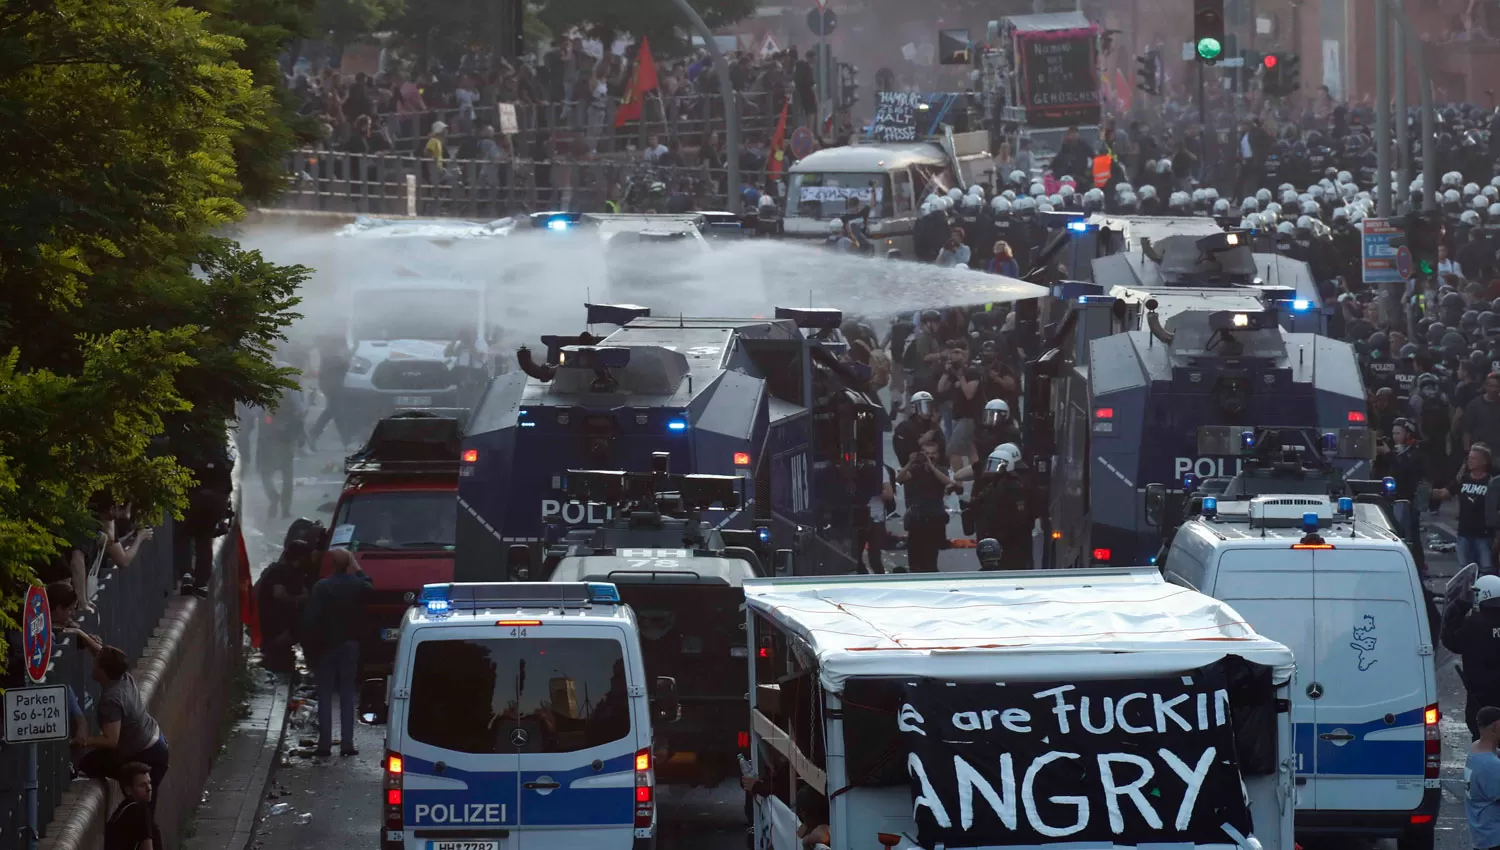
[1202,496,1218,518]
[1240,430,1255,449]
[1302,511,1319,533]
[1292,299,1312,312]
[1183,473,1201,493]
[546,218,570,231]
[1382,476,1396,494]
[1067,221,1090,233]
[419,585,452,617]
[587,583,621,604]
[520,421,536,428]
[1320,432,1338,451]
[667,419,688,432]
[1337,497,1354,515]
[757,526,771,543]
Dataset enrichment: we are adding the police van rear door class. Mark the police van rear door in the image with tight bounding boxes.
[510,624,641,850]
[1208,548,1318,808]
[1311,548,1428,813]
[399,627,520,850]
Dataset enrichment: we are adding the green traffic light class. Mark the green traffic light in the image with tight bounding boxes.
[1196,37,1222,61]
[1419,260,1434,275]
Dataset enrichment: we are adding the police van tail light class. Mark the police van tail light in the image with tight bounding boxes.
[1425,704,1441,779]
[634,746,654,830]
[384,751,404,830]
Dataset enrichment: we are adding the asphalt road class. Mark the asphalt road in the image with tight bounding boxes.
[234,397,1482,850]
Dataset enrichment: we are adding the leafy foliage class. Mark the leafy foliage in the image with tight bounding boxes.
[0,0,306,655]
[315,0,406,43]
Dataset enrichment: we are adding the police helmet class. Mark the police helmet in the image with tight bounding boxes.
[1255,188,1273,204]
[1191,188,1207,205]
[1084,188,1105,209]
[1475,574,1500,606]
[968,183,985,196]
[1059,184,1076,199]
[1301,200,1320,217]
[1002,189,1017,201]
[991,197,1013,214]
[1490,203,1500,219]
[982,398,1011,427]
[1445,188,1462,206]
[924,193,941,207]
[1139,185,1158,200]
[920,309,941,323]
[947,187,964,201]
[1261,209,1280,228]
[1281,189,1300,206]
[1275,221,1294,236]
[1427,322,1448,345]
[1337,170,1354,185]
[1399,342,1420,359]
[986,442,1022,473]
[1015,196,1037,214]
[1296,214,1314,231]
[828,218,846,234]
[1241,197,1260,213]
[1029,182,1046,197]
[1443,171,1463,188]
[1008,170,1027,186]
[1118,193,1139,212]
[1466,182,1482,197]
[1463,311,1482,333]
[1048,193,1064,208]
[1117,182,1136,197]
[1443,291,1467,314]
[1213,198,1230,216]
[1485,312,1500,338]
[1476,195,1493,212]
[1159,158,1174,173]
[1486,186,1500,201]
[976,537,1002,566]
[1203,187,1218,202]
[910,390,936,416]
[1309,185,1325,200]
[1168,191,1191,211]
[1368,330,1389,353]
[1060,174,1078,188]
[1443,331,1469,353]
[1264,201,1283,217]
[1463,209,1483,227]
[1244,213,1266,231]
[1332,206,1350,223]
[1036,201,1055,213]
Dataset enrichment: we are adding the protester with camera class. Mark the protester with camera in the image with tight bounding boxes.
[895,440,953,573]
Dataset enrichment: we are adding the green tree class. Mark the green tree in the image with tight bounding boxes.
[0,0,306,653]
[536,0,758,57]
[315,0,406,44]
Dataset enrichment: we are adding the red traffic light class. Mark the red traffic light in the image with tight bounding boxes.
[1263,54,1278,69]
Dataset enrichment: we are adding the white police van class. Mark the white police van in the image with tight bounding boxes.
[379,582,666,850]
[1159,491,1440,850]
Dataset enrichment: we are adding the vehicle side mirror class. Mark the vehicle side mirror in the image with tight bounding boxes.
[507,544,532,581]
[773,549,794,576]
[793,526,814,554]
[652,676,679,720]
[358,678,388,725]
[1144,483,1167,528]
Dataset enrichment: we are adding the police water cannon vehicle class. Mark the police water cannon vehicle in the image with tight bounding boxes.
[1045,224,1327,336]
[538,456,772,787]
[1032,287,1369,570]
[457,303,888,581]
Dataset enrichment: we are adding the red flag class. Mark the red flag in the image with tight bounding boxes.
[237,528,261,648]
[767,97,790,179]
[614,38,660,128]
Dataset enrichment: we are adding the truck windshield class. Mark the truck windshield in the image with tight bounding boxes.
[350,288,480,342]
[787,173,893,220]
[406,637,632,754]
[332,491,456,551]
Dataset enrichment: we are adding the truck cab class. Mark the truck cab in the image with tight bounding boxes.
[324,410,463,676]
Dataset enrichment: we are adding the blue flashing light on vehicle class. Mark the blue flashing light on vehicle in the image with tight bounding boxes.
[1067,221,1090,233]
[1301,511,1319,533]
[667,419,688,432]
[1337,497,1354,516]
[1292,299,1312,312]
[1202,496,1218,519]
[587,583,621,603]
[1383,476,1397,494]
[546,218,571,231]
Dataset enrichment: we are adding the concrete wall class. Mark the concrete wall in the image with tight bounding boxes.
[38,532,243,850]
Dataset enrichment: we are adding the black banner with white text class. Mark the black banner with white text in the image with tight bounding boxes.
[899,660,1256,848]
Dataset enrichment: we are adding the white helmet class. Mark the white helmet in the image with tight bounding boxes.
[1241,197,1260,213]
[961,193,982,210]
[1255,188,1272,204]
[967,183,984,196]
[1191,188,1207,204]
[925,193,941,207]
[1281,189,1300,206]
[1475,574,1500,605]
[985,442,1022,473]
[1059,184,1076,199]
[1336,170,1354,185]
[1277,221,1296,236]
[1244,212,1266,231]
[1489,203,1500,219]
[940,196,955,210]
[828,218,846,234]
[1048,193,1064,208]
[1477,195,1492,212]
[1308,185,1325,200]
[1213,198,1230,216]
[1117,182,1135,197]
[1009,170,1027,185]
[992,197,1013,214]
[1466,182,1482,197]
[1296,214,1314,230]
[1014,196,1036,213]
[1203,187,1219,202]
[1331,206,1349,222]
[1029,182,1047,197]
[1462,209,1482,227]
[1139,184,1158,200]
[1485,186,1499,200]
[1002,189,1017,201]
[1036,201,1055,213]
[909,391,935,416]
[982,398,1010,427]
[1444,189,1461,205]
[947,187,963,201]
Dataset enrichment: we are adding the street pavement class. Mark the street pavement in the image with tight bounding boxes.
[233,397,1480,850]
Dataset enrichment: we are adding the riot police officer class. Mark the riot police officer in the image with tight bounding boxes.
[956,443,1035,570]
[976,398,1021,458]
[1442,574,1500,739]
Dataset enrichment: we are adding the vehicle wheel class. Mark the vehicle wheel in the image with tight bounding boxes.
[1398,824,1435,850]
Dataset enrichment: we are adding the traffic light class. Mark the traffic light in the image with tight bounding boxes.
[1136,52,1160,96]
[1282,53,1301,94]
[1193,0,1225,63]
[1408,212,1442,277]
[1261,53,1282,95]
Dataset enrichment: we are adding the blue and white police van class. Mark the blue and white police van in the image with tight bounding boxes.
[378,582,666,850]
[1158,492,1440,850]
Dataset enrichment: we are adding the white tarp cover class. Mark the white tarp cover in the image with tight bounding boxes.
[1003,11,1092,33]
[340,216,516,239]
[743,569,1295,692]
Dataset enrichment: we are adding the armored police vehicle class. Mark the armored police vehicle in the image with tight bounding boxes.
[375,581,666,850]
[1048,219,1328,335]
[456,303,887,581]
[542,462,774,787]
[1032,232,1368,568]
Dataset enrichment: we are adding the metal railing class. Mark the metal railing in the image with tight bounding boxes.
[344,90,789,152]
[278,148,772,217]
[0,510,239,843]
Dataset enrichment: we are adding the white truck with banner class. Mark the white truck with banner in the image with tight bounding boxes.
[742,569,1296,850]
[981,11,1103,175]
